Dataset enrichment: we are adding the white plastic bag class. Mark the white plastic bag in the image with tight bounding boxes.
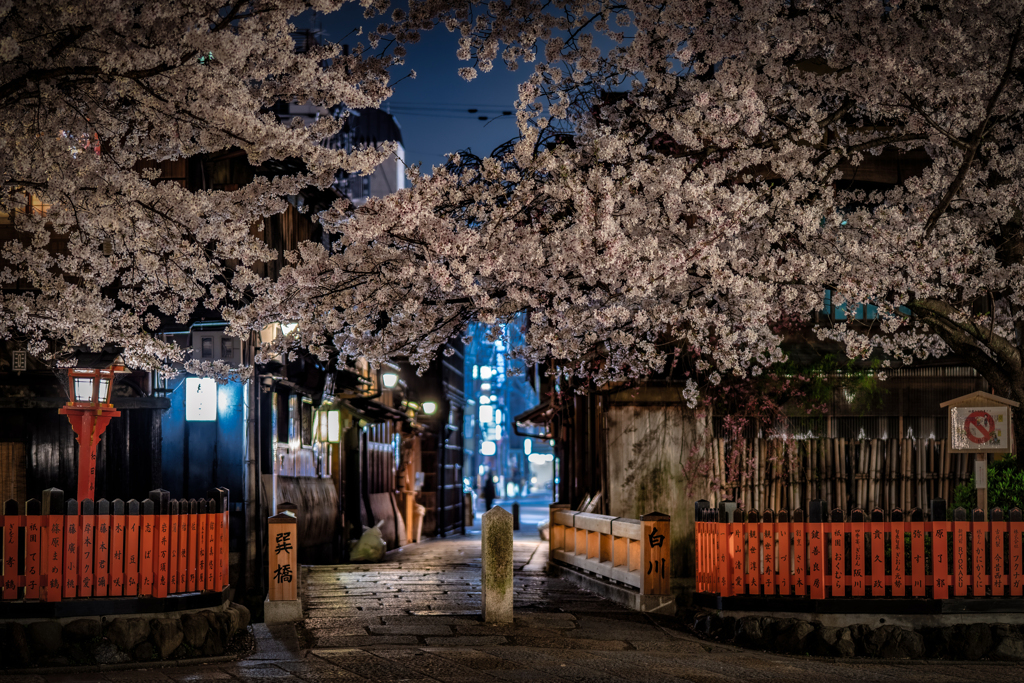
[350,521,387,563]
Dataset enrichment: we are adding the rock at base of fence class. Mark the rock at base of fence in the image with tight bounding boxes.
[690,609,1024,662]
[264,597,303,624]
[0,602,250,669]
[482,506,513,623]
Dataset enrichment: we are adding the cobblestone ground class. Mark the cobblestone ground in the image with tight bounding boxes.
[4,531,1021,682]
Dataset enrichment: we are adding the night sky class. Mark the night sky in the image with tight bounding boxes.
[314,6,526,173]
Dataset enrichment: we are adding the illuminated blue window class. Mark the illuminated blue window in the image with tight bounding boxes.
[822,290,908,321]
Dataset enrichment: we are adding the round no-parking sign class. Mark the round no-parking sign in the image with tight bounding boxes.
[963,411,996,444]
[949,406,1010,452]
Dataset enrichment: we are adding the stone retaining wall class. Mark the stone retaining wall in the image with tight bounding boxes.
[0,602,250,668]
[690,610,1024,661]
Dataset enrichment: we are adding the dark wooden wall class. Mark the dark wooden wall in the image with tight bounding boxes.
[0,408,162,503]
[438,343,466,536]
[97,408,162,501]
[364,421,398,496]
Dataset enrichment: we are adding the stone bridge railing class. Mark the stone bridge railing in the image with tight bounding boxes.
[548,503,671,596]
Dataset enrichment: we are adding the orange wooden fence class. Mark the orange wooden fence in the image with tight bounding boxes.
[1,488,229,602]
[695,499,1024,599]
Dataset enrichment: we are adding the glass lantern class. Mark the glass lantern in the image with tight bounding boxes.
[66,358,125,406]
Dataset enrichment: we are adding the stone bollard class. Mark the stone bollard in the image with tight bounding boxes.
[481,506,513,623]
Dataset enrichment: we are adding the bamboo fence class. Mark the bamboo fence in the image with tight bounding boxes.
[705,437,974,513]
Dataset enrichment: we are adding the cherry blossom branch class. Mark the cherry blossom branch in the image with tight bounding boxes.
[922,22,1023,239]
[903,96,970,152]
[908,298,1022,373]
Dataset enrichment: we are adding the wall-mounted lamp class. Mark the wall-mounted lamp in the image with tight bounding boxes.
[382,372,399,388]
[327,410,340,443]
[316,408,342,443]
[421,401,437,415]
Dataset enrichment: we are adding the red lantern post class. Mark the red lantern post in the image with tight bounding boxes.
[59,360,125,503]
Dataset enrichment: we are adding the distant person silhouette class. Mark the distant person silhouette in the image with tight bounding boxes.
[483,472,496,511]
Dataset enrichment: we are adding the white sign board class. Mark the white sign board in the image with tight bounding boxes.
[974,459,988,489]
[185,377,218,421]
[949,406,1011,452]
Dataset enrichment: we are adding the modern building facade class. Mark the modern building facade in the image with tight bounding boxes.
[464,321,553,501]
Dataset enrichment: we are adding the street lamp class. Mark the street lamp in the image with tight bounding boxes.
[59,357,128,502]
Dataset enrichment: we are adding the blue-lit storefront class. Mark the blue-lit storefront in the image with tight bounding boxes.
[160,376,247,501]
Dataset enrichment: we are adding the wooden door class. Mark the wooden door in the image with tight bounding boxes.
[0,442,26,502]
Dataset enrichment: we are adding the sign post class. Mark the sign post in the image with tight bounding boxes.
[941,391,1018,521]
[265,509,301,623]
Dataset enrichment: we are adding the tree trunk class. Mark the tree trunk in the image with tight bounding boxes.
[1012,402,1024,465]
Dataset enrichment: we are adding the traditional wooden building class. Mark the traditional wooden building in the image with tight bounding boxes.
[0,344,166,505]
[0,107,466,614]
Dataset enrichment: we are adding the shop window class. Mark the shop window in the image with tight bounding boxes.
[288,394,300,446]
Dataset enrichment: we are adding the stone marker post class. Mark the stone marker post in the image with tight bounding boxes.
[265,509,301,623]
[481,506,513,623]
[640,511,671,595]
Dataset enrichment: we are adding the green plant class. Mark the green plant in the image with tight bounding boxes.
[788,354,887,417]
[950,453,1024,515]
[847,358,887,415]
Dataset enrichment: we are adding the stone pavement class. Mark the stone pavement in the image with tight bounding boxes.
[4,530,1022,682]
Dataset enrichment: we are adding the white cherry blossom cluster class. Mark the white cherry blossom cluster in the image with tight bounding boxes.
[254,1,1024,407]
[0,0,397,369]
[4,1,1024,418]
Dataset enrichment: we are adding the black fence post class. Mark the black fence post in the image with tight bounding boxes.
[808,500,825,524]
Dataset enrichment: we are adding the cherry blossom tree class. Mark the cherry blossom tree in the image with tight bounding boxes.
[0,0,398,371]
[254,1,1024,449]
[5,1,1024,453]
